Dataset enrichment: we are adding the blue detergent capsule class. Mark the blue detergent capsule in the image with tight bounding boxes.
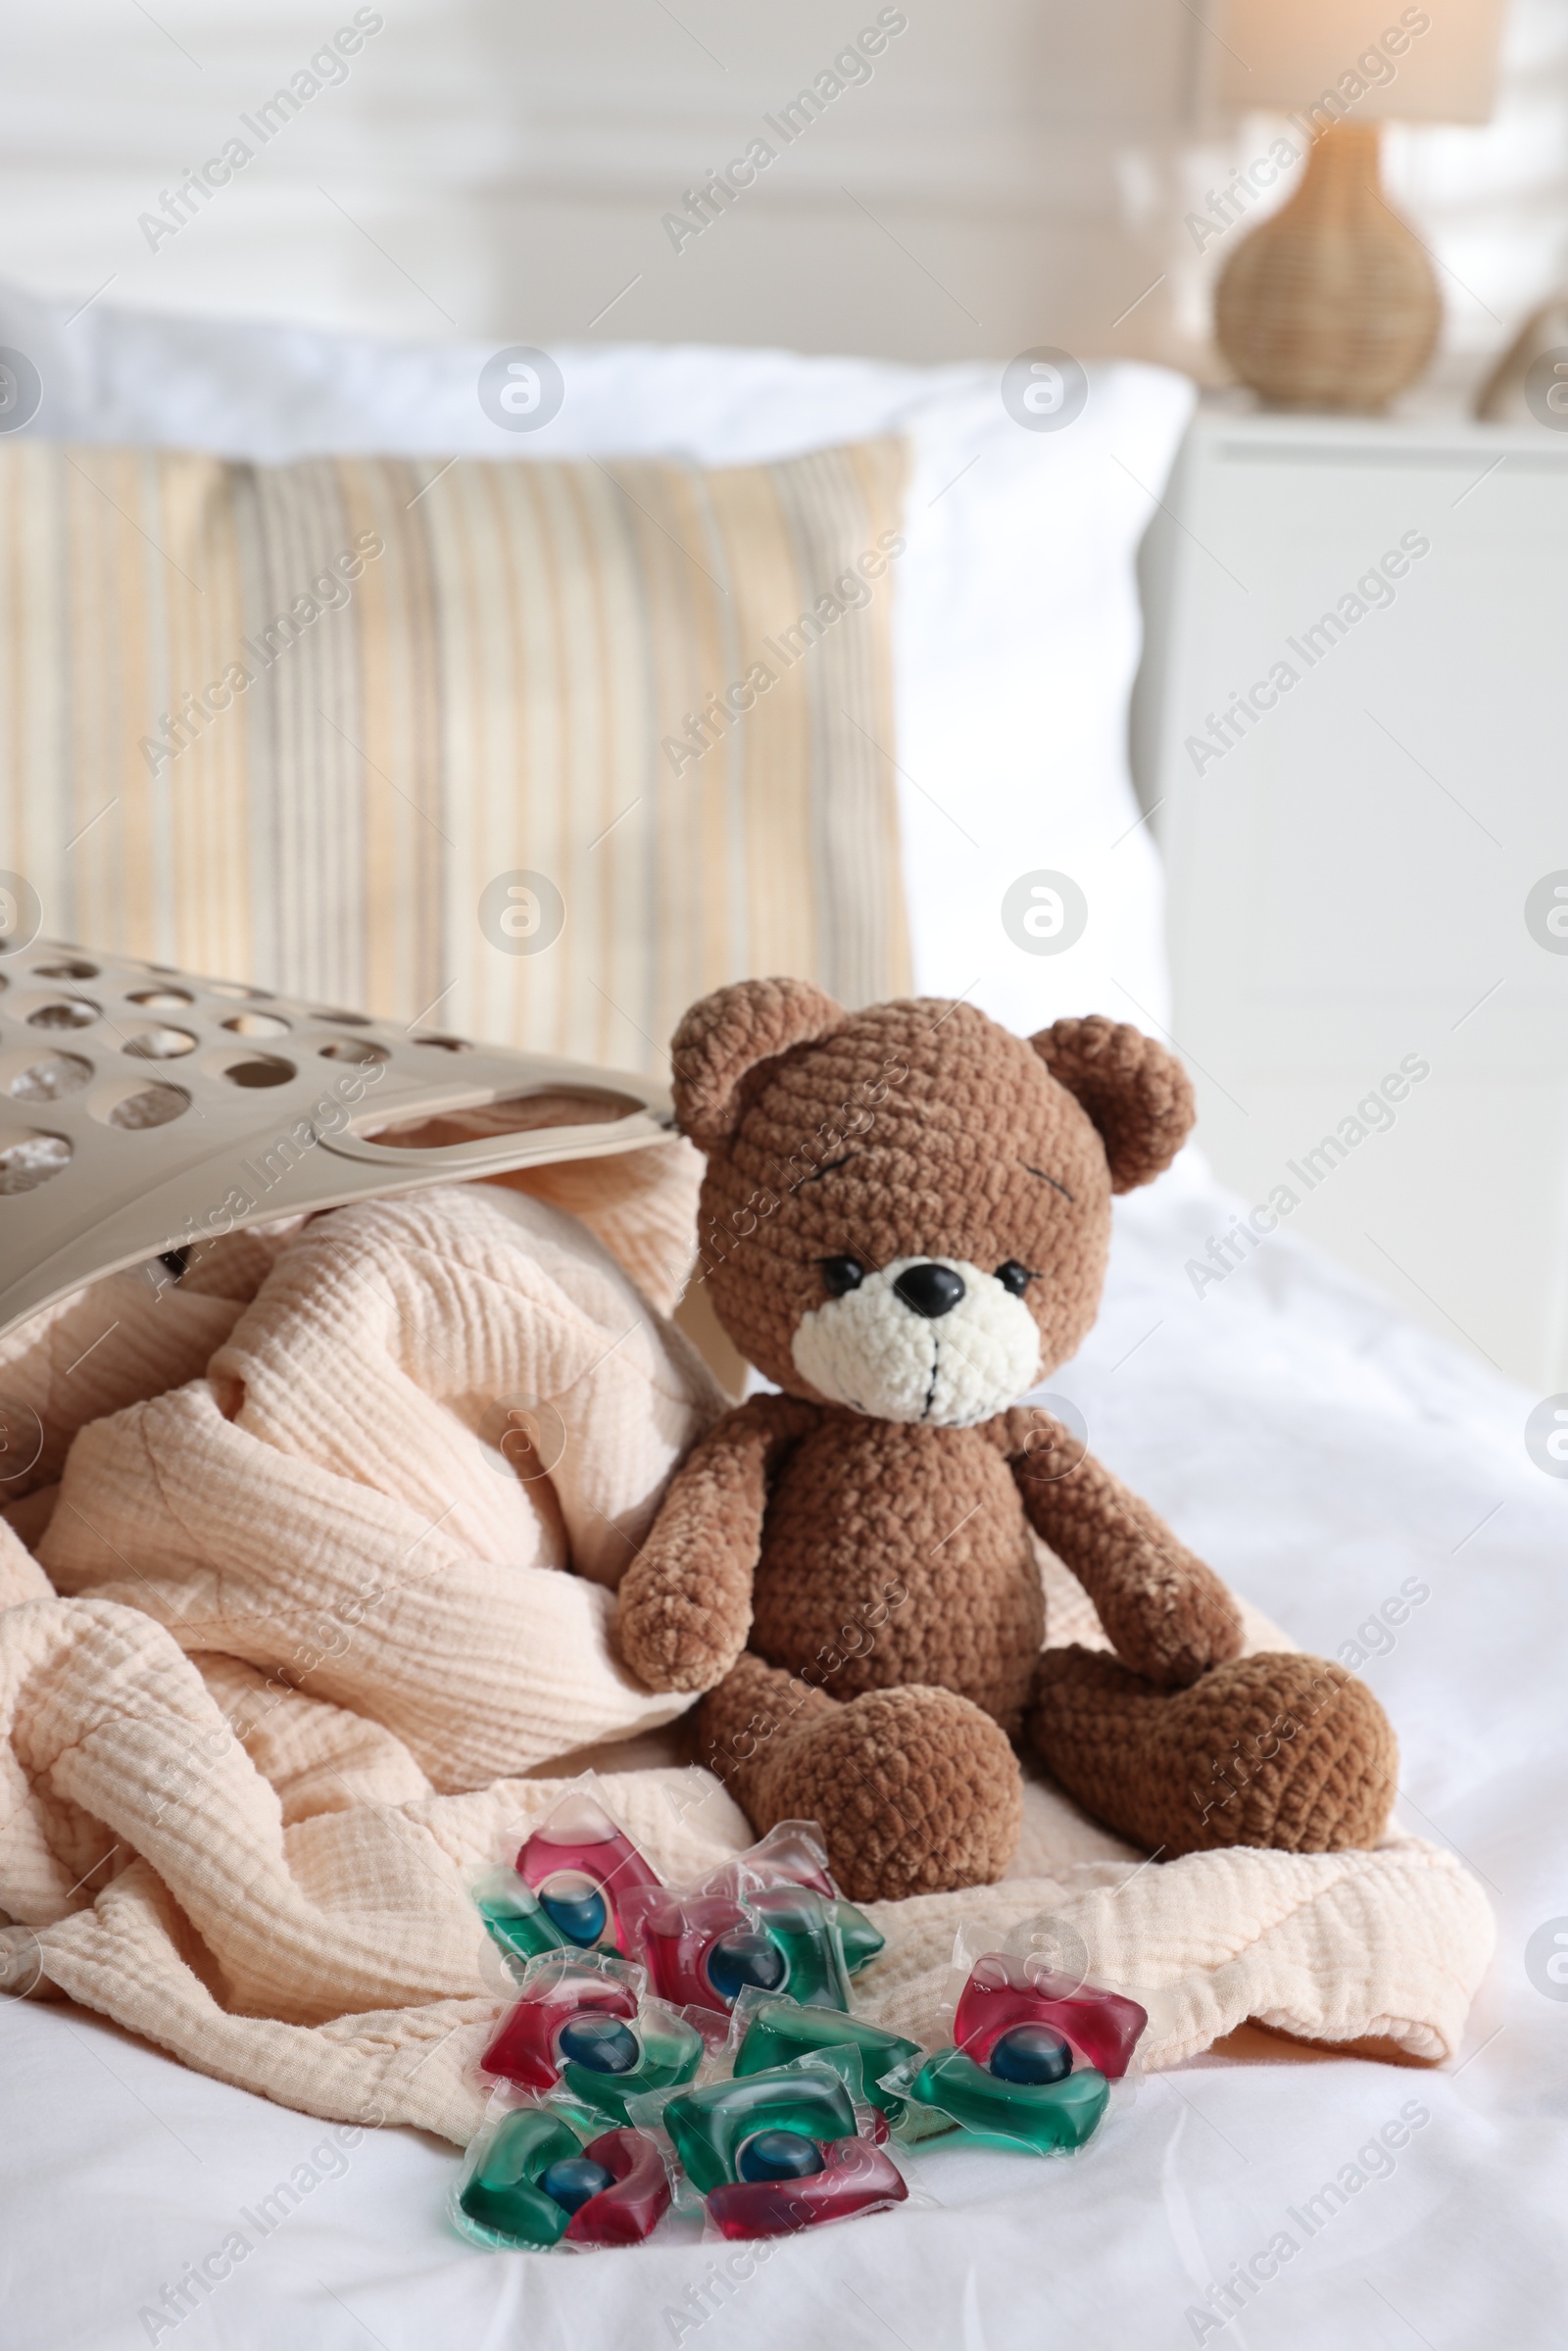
[736,2129,825,2184]
[987,2023,1073,2084]
[558,2015,640,2076]
[538,1871,610,1946]
[539,2155,615,2215]
[706,1930,788,2002]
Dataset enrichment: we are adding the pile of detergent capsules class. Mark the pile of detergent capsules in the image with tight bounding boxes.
[449,1783,1150,2254]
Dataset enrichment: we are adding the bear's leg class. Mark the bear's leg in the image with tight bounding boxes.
[695,1652,1022,1903]
[1029,1645,1396,1860]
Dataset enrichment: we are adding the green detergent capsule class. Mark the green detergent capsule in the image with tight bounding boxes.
[735,1998,920,2122]
[910,2046,1110,2153]
[834,1903,886,1977]
[662,2064,860,2196]
[740,1887,852,2009]
[456,2107,584,2247]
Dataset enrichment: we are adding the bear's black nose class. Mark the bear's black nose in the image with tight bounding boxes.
[893,1261,966,1318]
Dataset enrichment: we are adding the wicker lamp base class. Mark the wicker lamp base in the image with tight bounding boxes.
[1214,122,1441,414]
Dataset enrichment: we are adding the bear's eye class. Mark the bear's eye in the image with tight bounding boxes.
[995,1261,1036,1298]
[818,1255,865,1298]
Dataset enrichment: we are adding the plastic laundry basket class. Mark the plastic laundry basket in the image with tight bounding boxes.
[0,939,674,1350]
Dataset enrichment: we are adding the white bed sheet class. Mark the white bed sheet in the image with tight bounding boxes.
[4,1152,1562,2351]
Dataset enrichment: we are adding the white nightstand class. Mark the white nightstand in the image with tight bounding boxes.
[1132,405,1568,1393]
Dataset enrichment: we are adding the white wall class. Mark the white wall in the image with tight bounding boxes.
[0,0,1562,381]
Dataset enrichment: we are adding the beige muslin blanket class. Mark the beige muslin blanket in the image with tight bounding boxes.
[0,1151,1493,2142]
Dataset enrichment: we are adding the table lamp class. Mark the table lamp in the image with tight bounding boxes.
[1210,0,1506,411]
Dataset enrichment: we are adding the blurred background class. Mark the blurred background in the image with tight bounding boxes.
[1,0,1562,376]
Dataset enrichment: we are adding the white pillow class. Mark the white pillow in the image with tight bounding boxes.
[0,280,1192,1036]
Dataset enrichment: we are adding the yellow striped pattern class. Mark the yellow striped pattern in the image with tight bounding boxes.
[0,439,910,1072]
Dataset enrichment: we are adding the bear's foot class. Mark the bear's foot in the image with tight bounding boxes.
[697,1653,1022,1903]
[1030,1645,1396,1860]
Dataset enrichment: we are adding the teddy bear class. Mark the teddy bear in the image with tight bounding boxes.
[614,977,1396,1902]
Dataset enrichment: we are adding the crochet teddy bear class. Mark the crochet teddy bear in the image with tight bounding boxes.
[615,978,1396,1902]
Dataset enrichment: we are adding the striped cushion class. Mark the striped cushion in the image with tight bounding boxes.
[0,440,910,1071]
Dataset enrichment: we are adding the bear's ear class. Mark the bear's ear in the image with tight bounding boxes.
[670,977,847,1151]
[1030,1014,1195,1193]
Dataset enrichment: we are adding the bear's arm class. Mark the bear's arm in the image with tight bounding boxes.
[614,1392,821,1693]
[985,1406,1243,1689]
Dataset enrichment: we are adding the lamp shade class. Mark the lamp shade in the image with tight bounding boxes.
[1217,0,1506,122]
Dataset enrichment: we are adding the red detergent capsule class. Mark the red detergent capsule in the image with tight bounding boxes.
[480,1964,640,2092]
[706,2135,907,2239]
[515,1791,663,1952]
[954,1953,1148,2081]
[622,1890,759,2011]
[564,2127,672,2247]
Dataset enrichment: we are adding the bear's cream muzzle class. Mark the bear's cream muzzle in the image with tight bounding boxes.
[790,1255,1042,1426]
